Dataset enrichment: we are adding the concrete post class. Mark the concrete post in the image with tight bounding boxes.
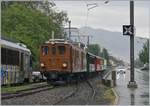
[112,70,116,86]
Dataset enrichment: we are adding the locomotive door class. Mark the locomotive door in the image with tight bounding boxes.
[50,46,57,69]
[70,47,73,72]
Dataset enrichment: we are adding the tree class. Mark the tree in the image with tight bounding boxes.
[1,1,68,69]
[139,40,149,64]
[101,48,110,66]
[88,44,101,56]
[88,44,110,66]
[134,58,144,68]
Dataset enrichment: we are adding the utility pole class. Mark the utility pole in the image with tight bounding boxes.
[87,36,90,47]
[70,35,92,48]
[86,35,93,50]
[127,0,137,88]
[69,20,71,39]
[51,31,54,39]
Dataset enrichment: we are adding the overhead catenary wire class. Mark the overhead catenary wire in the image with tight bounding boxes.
[85,3,98,27]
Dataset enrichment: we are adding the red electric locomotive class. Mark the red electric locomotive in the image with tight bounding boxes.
[40,39,87,82]
[40,39,107,83]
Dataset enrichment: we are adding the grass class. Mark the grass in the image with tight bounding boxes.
[95,79,116,104]
[103,88,116,104]
[95,78,116,104]
[1,85,31,93]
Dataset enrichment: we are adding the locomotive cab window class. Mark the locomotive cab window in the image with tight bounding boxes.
[51,46,56,55]
[58,46,66,55]
[42,46,49,55]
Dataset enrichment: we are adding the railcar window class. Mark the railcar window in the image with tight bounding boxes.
[7,49,12,65]
[1,48,6,64]
[52,47,56,55]
[21,53,24,71]
[1,47,19,65]
[58,46,66,55]
[42,46,49,55]
[13,51,19,65]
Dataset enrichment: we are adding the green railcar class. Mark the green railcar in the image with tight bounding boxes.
[86,53,96,73]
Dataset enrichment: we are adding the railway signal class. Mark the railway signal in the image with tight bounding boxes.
[123,25,134,36]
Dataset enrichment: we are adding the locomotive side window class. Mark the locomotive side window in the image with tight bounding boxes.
[52,46,56,55]
[58,46,66,55]
[42,46,49,55]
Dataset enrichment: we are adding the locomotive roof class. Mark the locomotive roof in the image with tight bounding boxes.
[0,39,31,53]
[45,39,87,50]
[45,39,86,45]
[45,39,72,43]
[87,52,105,60]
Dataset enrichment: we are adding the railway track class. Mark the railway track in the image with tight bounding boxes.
[53,82,79,105]
[53,79,96,105]
[1,82,55,100]
[86,80,96,105]
[2,72,107,103]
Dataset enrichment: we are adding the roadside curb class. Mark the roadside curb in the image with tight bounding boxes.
[111,88,119,105]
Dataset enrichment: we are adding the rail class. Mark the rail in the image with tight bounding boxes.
[86,80,96,105]
[53,82,79,105]
[1,83,54,99]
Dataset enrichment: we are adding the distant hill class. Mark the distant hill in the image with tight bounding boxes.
[79,27,147,62]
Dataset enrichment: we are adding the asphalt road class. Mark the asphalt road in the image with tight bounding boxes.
[115,68,149,105]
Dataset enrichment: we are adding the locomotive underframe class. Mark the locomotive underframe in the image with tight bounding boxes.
[42,70,101,84]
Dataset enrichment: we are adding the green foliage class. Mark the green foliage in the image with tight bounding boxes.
[101,48,110,66]
[88,44,110,66]
[1,85,30,93]
[139,40,149,64]
[88,44,101,56]
[134,58,144,68]
[2,1,68,69]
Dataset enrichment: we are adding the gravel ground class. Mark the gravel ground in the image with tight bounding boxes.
[1,85,74,105]
[2,75,114,105]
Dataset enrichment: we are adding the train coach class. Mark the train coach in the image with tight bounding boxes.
[40,39,107,83]
[86,53,107,75]
[1,37,32,85]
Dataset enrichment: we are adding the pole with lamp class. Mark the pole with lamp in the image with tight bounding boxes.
[68,20,71,40]
[127,0,137,88]
[86,1,109,48]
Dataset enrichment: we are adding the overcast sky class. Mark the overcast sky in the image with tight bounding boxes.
[54,0,150,38]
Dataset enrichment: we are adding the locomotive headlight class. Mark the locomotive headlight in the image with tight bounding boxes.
[62,63,67,67]
[40,63,45,67]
